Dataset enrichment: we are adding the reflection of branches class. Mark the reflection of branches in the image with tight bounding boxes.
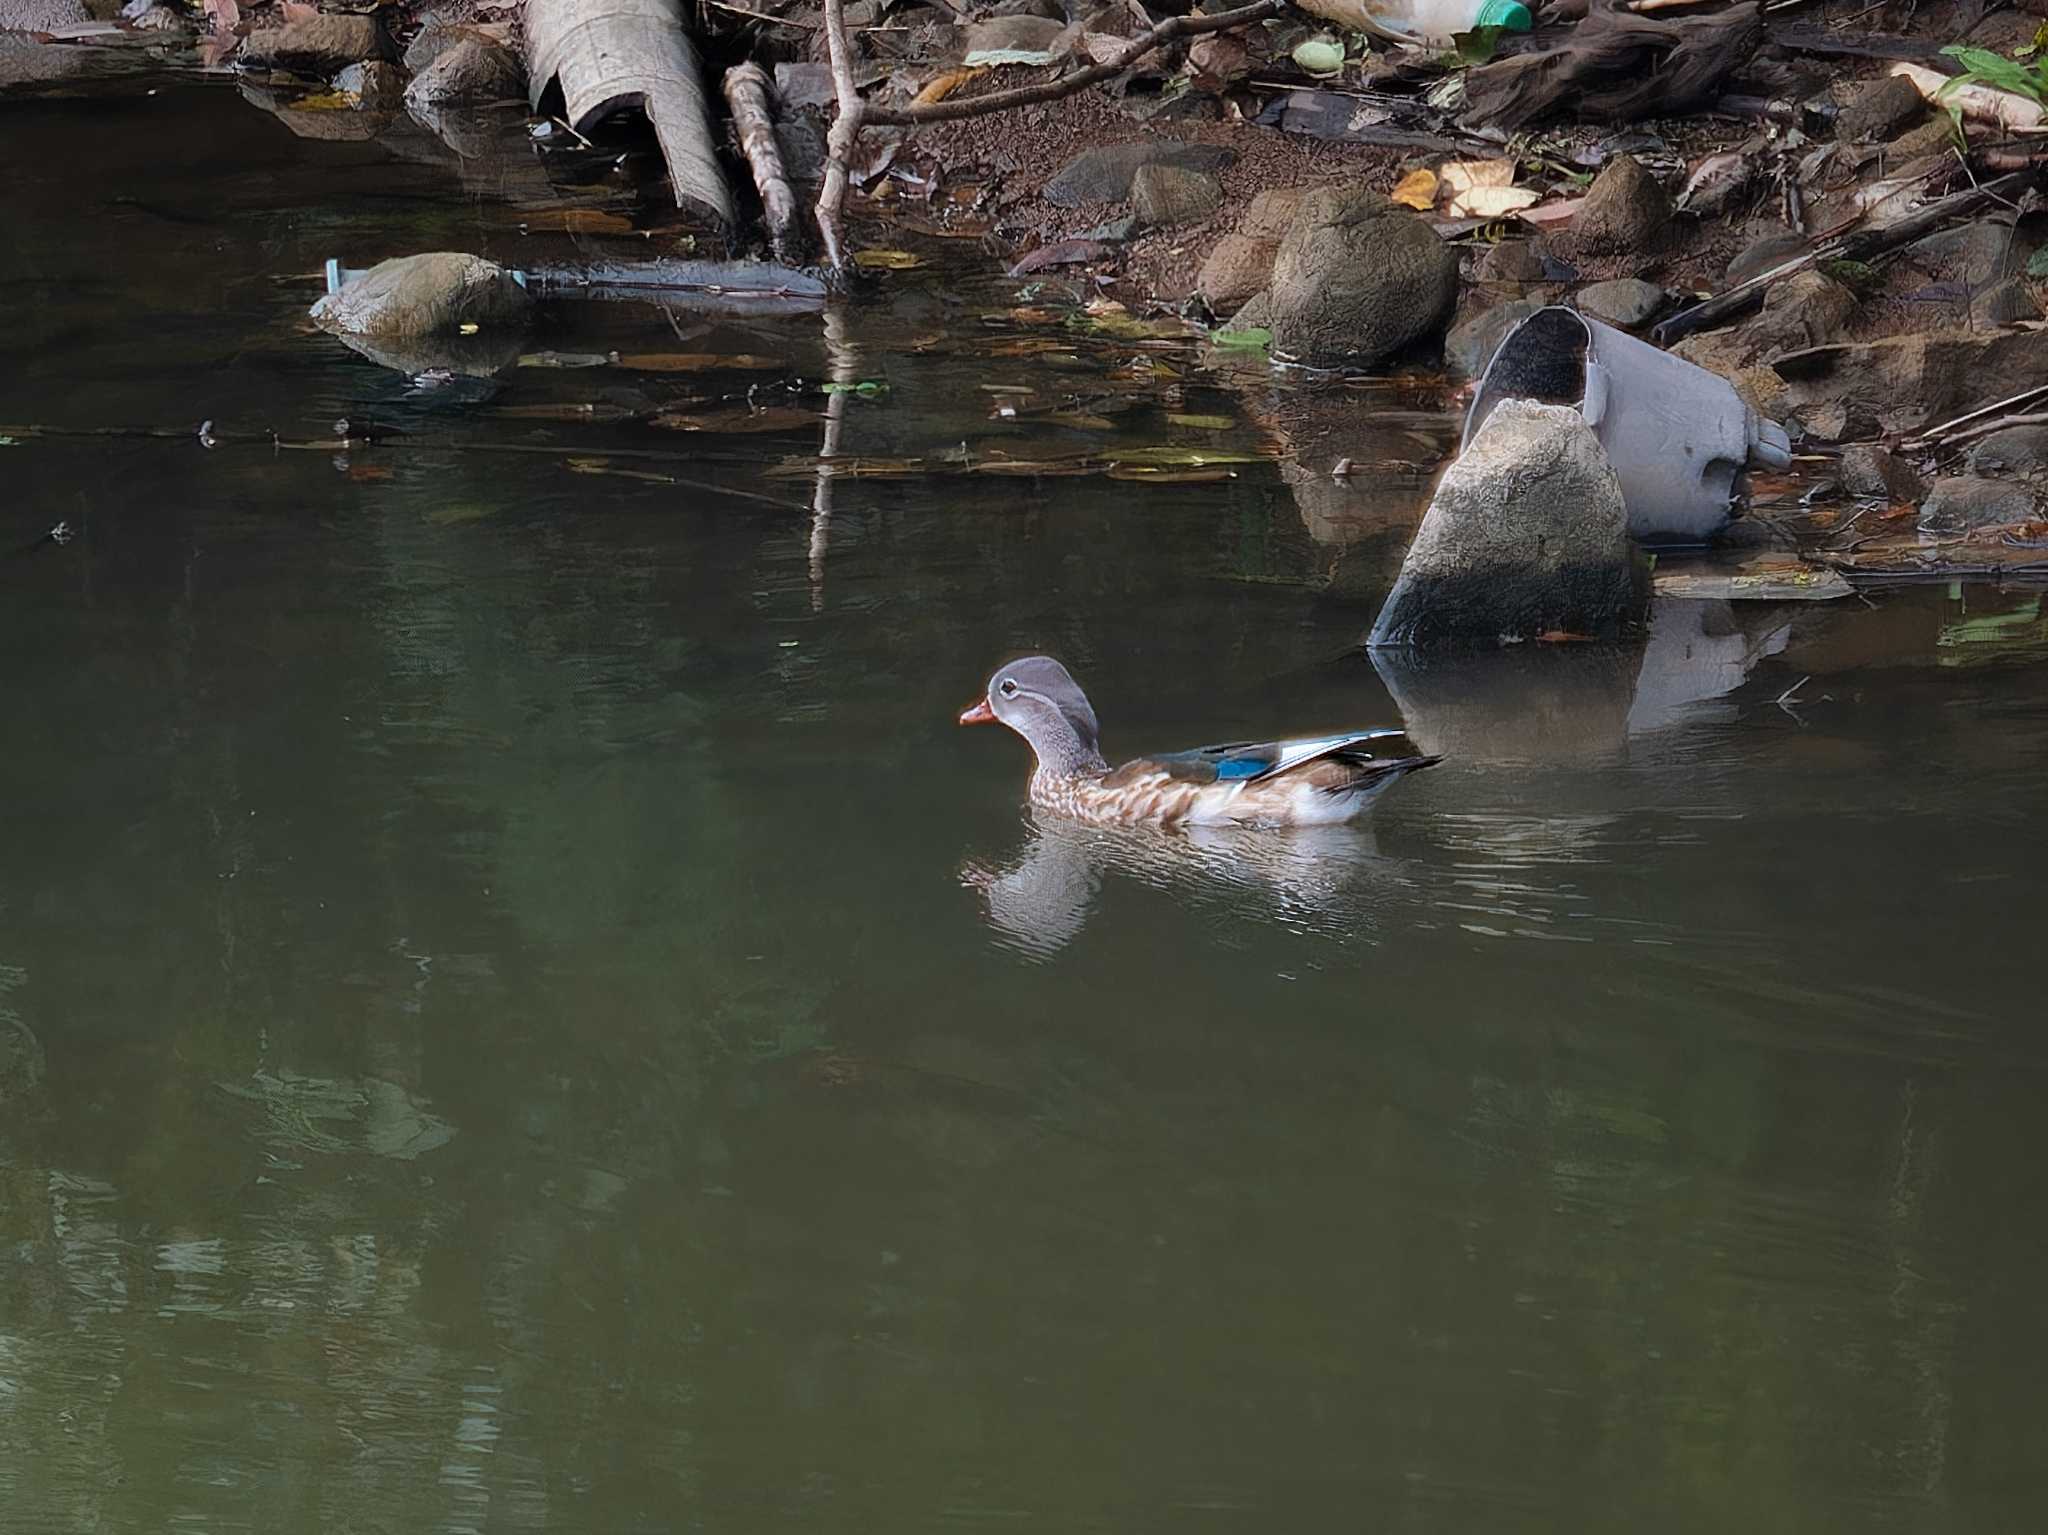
[810,304,857,609]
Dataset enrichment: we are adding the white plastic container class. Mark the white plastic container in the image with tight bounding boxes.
[1293,0,1532,49]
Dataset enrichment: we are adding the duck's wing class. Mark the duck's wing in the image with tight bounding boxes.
[1110,729,1409,786]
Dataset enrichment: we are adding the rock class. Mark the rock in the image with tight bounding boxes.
[1446,297,1542,379]
[240,12,390,73]
[1887,116,1959,160]
[404,35,523,108]
[1725,230,1808,287]
[1368,399,1648,649]
[1199,234,1276,314]
[1220,290,1274,334]
[1917,474,2038,533]
[1572,154,1672,255]
[1838,444,1927,502]
[310,252,533,339]
[1966,424,2048,475]
[1041,141,1233,206]
[1130,164,1223,229]
[962,13,1066,61]
[1575,278,1666,329]
[1836,74,1925,142]
[1478,240,1547,287]
[1793,400,1879,444]
[1771,329,2048,436]
[1669,271,1853,384]
[402,21,497,75]
[1076,213,1139,242]
[1972,277,2042,328]
[1266,186,1461,368]
[334,58,402,107]
[1197,188,1310,313]
[1905,217,2038,292]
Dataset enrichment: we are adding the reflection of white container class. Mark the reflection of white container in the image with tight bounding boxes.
[1294,0,1531,48]
[1463,306,1794,544]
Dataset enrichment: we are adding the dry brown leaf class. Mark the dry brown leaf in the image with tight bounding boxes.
[1438,159,1515,197]
[914,66,984,105]
[1446,185,1542,219]
[1389,168,1438,211]
[650,406,818,433]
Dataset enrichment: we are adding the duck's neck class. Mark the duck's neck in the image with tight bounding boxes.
[1029,734,1108,786]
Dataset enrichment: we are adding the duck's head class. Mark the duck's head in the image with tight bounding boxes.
[960,655,1106,775]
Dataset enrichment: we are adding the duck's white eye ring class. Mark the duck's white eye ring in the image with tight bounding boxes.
[999,679,1019,697]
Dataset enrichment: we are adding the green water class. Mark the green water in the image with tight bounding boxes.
[6,67,2048,1533]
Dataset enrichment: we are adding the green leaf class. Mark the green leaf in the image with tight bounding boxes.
[1211,326,1272,351]
[821,379,889,397]
[1450,25,1504,65]
[1938,43,2048,102]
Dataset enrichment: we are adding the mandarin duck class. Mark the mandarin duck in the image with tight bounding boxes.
[959,656,1439,828]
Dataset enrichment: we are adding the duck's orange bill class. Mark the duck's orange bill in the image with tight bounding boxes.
[958,698,997,725]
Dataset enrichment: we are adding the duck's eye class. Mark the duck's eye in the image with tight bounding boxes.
[999,679,1018,698]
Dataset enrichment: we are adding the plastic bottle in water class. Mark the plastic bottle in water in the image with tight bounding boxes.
[1295,0,1532,49]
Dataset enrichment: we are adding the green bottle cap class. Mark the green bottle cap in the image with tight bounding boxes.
[1476,0,1533,29]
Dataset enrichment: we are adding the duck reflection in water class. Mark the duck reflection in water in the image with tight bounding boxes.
[961,811,1404,957]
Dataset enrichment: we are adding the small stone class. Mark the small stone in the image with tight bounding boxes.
[1967,424,2048,475]
[310,252,532,339]
[241,13,390,73]
[1198,233,1278,314]
[1130,164,1223,229]
[1574,277,1666,329]
[1726,230,1808,288]
[1572,154,1673,256]
[1446,298,1542,379]
[1221,290,1274,334]
[1835,74,1926,142]
[1266,186,1461,367]
[1477,240,1547,286]
[962,13,1066,60]
[1918,474,2038,533]
[1838,444,1927,502]
[1075,214,1139,242]
[1887,116,1959,160]
[404,35,523,109]
[1906,217,2039,292]
[402,22,488,75]
[1972,277,2042,328]
[1042,141,1234,206]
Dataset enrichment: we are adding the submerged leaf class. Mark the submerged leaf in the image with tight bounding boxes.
[650,406,819,433]
[1107,464,1235,482]
[851,249,925,270]
[1165,412,1236,429]
[613,352,786,371]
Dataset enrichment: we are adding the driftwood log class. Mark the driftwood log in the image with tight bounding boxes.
[525,0,734,226]
[722,62,802,262]
[1462,0,1762,129]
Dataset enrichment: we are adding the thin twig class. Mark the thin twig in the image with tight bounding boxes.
[863,0,1287,126]
[816,0,864,270]
[723,62,803,263]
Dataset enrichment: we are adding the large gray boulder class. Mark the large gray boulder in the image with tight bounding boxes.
[1917,475,2038,534]
[310,252,533,339]
[1266,187,1460,368]
[1369,400,1649,648]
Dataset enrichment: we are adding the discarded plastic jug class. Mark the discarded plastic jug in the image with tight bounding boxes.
[1463,305,1794,544]
[1293,0,1531,49]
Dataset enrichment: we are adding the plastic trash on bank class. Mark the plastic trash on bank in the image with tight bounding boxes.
[1463,305,1794,544]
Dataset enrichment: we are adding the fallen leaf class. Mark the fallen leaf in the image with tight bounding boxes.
[566,457,677,483]
[1438,159,1516,196]
[851,249,925,270]
[1291,36,1344,75]
[973,459,1099,476]
[494,402,640,422]
[1007,239,1113,277]
[613,352,786,371]
[1107,465,1235,482]
[1043,412,1119,430]
[1390,168,1439,211]
[1209,326,1271,351]
[1446,185,1542,218]
[651,406,819,433]
[1165,412,1235,429]
[519,350,615,369]
[289,88,357,112]
[820,379,888,396]
[517,209,637,236]
[914,66,983,105]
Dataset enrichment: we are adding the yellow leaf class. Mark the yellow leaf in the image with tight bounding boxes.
[914,66,984,105]
[1390,168,1438,211]
[851,249,924,270]
[458,322,480,335]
